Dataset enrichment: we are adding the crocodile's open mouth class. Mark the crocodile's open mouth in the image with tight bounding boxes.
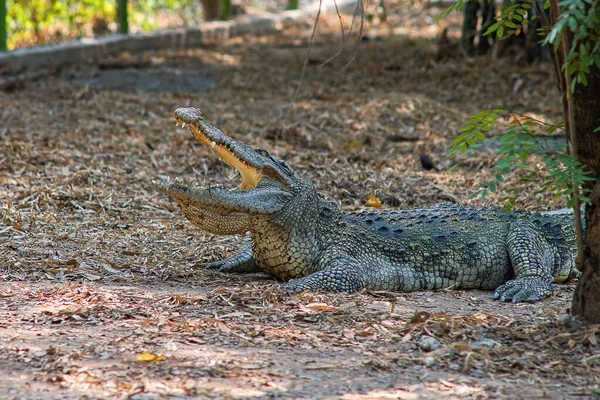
[174,114,262,191]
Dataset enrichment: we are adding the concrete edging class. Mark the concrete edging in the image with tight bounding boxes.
[0,7,322,70]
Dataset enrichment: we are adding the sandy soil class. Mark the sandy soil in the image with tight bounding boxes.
[1,3,599,399]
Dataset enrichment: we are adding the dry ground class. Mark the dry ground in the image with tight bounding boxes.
[1,3,599,399]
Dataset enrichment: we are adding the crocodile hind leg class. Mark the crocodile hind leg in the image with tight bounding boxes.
[281,256,365,293]
[493,220,555,302]
[203,246,262,273]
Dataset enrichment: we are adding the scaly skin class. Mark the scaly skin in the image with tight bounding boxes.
[154,107,580,303]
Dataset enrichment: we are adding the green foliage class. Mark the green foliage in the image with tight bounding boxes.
[450,110,593,209]
[484,0,534,39]
[437,0,465,20]
[365,0,387,24]
[7,0,114,49]
[449,109,504,154]
[544,0,600,92]
[480,0,599,91]
[130,0,198,32]
[444,0,600,210]
[6,0,198,50]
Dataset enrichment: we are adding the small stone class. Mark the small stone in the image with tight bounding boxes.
[557,313,572,326]
[470,338,500,350]
[418,335,439,352]
[422,356,436,367]
[469,368,486,378]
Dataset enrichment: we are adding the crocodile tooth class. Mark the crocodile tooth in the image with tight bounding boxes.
[181,122,187,129]
[211,141,216,148]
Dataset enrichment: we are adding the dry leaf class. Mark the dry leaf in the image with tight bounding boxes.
[138,319,159,325]
[217,321,231,333]
[137,353,165,362]
[306,303,339,311]
[170,295,187,304]
[365,194,382,208]
[304,363,342,370]
[342,329,355,340]
[409,311,431,324]
[345,141,363,148]
[103,264,121,274]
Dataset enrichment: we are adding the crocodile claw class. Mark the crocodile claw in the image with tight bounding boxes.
[200,247,259,273]
[493,278,554,303]
[202,259,231,272]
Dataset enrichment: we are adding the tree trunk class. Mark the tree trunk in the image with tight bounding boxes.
[569,67,600,322]
[492,0,512,58]
[461,0,480,54]
[573,202,600,322]
[548,0,600,323]
[477,0,495,54]
[201,0,221,20]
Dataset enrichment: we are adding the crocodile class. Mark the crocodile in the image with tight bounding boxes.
[153,107,580,303]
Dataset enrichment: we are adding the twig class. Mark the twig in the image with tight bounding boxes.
[282,0,324,129]
[283,0,365,128]
[479,96,564,131]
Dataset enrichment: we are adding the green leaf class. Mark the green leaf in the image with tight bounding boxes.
[472,131,486,140]
[555,175,569,185]
[485,21,502,36]
[569,17,578,32]
[566,60,580,75]
[436,0,464,19]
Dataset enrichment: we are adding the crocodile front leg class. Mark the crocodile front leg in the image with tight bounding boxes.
[203,246,262,273]
[493,220,555,303]
[281,256,365,293]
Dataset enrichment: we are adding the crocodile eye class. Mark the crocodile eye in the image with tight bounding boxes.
[256,149,269,157]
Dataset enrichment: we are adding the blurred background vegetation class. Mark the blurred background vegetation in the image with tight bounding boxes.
[6,0,202,50]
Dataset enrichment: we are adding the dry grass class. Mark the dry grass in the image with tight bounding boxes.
[0,3,598,399]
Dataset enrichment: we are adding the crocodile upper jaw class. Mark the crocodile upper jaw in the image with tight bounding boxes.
[174,110,262,191]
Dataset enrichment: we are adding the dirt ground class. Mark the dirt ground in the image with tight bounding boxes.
[1,3,599,399]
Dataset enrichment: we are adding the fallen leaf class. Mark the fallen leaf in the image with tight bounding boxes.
[138,319,159,325]
[409,311,431,324]
[137,353,165,362]
[305,303,339,311]
[345,141,363,148]
[304,363,343,370]
[365,194,382,208]
[342,329,355,340]
[217,321,231,333]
